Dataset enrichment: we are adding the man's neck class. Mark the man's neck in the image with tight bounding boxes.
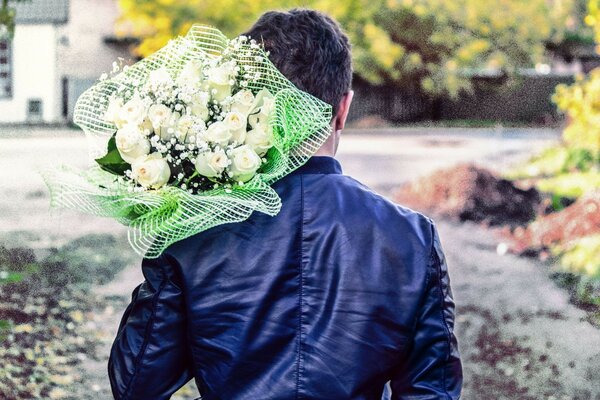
[312,130,339,157]
[313,147,335,157]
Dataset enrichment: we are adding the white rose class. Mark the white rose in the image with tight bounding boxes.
[140,117,154,136]
[260,95,275,115]
[223,111,247,143]
[248,89,276,128]
[196,138,209,150]
[245,124,274,156]
[185,119,207,145]
[250,89,275,113]
[231,90,255,115]
[210,85,232,103]
[248,111,270,130]
[203,121,232,146]
[176,60,204,88]
[148,103,172,134]
[158,111,181,142]
[131,153,171,189]
[104,96,124,126]
[207,61,236,86]
[115,125,151,164]
[229,145,262,182]
[190,92,210,121]
[118,96,147,126]
[195,149,229,178]
[206,61,236,102]
[175,114,195,142]
[147,68,174,89]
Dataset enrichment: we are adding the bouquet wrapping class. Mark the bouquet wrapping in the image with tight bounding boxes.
[43,25,332,258]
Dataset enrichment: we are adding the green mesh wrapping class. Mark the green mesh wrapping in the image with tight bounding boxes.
[42,25,332,258]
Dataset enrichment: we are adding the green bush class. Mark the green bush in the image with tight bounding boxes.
[552,234,600,279]
[553,70,600,160]
[505,146,571,179]
[507,2,600,289]
[536,169,600,198]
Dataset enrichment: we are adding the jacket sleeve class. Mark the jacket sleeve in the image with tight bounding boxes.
[390,221,463,399]
[108,254,193,399]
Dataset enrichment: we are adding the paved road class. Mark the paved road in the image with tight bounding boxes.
[0,126,558,243]
[3,126,599,399]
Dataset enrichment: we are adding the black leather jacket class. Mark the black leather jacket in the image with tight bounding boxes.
[109,156,463,399]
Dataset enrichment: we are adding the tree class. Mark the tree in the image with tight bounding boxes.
[553,0,600,159]
[513,0,600,201]
[586,0,600,43]
[116,0,578,98]
[0,0,30,40]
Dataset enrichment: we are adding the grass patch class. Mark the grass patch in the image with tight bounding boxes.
[551,271,600,326]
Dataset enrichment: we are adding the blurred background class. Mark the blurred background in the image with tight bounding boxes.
[0,0,599,399]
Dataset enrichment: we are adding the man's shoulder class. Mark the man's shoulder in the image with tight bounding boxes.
[318,173,435,245]
[330,173,432,218]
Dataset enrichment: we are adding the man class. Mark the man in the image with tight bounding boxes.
[109,9,463,400]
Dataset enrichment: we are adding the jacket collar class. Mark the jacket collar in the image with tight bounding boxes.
[289,156,343,176]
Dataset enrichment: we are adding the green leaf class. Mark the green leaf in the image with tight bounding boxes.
[0,319,12,342]
[95,134,131,175]
[0,271,23,284]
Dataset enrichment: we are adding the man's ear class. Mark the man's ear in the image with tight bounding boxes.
[333,90,354,132]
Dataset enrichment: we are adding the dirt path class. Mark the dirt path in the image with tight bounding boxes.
[437,220,600,399]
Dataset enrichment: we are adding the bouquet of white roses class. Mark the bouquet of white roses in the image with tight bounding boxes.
[43,25,332,258]
[102,39,278,193]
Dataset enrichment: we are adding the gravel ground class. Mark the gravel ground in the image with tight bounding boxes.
[438,220,600,399]
[3,126,599,399]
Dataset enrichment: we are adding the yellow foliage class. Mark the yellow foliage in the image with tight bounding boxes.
[363,23,404,69]
[554,69,600,155]
[14,323,33,333]
[116,0,579,97]
[552,234,600,277]
[589,0,600,29]
[536,170,600,198]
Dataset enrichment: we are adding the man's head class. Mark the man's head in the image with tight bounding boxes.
[244,9,354,155]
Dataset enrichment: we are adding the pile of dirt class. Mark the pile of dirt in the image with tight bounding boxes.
[508,191,600,254]
[394,163,542,227]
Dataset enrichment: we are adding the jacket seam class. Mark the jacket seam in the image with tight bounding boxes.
[114,284,141,344]
[295,175,306,400]
[431,223,453,400]
[123,265,168,399]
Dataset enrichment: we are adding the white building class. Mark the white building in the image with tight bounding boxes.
[0,0,68,124]
[58,0,134,122]
[0,0,132,125]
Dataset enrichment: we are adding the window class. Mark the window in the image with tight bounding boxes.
[0,39,11,99]
[27,99,43,121]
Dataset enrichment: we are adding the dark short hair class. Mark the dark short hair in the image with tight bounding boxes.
[243,8,352,114]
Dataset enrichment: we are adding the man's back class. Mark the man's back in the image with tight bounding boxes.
[108,156,462,399]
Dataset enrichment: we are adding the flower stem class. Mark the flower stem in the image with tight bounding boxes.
[184,171,199,186]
